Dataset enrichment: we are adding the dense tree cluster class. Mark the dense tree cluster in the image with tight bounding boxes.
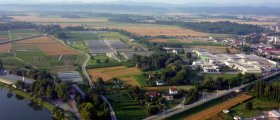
[201,73,256,91]
[184,88,199,105]
[0,22,36,30]
[158,21,265,35]
[254,81,280,102]
[36,25,66,39]
[77,90,111,120]
[133,52,191,85]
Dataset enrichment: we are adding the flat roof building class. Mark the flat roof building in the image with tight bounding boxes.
[58,71,83,84]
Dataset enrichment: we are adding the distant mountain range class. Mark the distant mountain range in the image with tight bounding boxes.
[1,2,280,16]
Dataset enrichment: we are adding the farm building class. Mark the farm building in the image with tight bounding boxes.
[0,74,35,87]
[58,71,83,84]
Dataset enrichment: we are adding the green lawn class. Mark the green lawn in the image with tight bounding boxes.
[10,29,40,40]
[134,75,150,87]
[106,92,147,120]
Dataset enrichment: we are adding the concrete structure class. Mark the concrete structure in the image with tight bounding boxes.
[267,36,280,44]
[156,80,165,86]
[193,50,278,74]
[58,71,83,84]
[269,110,280,118]
[162,94,174,101]
[0,74,35,87]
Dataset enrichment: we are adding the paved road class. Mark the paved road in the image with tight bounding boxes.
[144,71,280,120]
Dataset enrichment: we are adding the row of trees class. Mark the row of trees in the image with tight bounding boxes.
[109,16,265,35]
[0,22,36,30]
[201,73,257,91]
[254,81,280,102]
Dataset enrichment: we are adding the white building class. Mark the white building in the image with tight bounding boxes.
[169,87,178,95]
[269,110,280,118]
[267,36,280,44]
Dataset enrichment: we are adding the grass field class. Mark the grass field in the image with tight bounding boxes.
[106,91,147,120]
[10,29,40,40]
[11,36,85,72]
[150,38,224,47]
[123,27,209,37]
[87,66,142,86]
[66,31,100,41]
[185,94,252,120]
[144,85,195,91]
[87,54,119,66]
[0,53,25,69]
[12,15,107,23]
[0,31,10,41]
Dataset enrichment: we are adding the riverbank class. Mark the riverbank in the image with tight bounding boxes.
[0,84,55,113]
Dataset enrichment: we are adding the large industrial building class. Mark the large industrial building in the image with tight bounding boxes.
[192,50,278,74]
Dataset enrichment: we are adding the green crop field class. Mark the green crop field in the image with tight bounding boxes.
[106,91,147,120]
[0,53,25,69]
[66,31,99,41]
[15,50,83,72]
[10,29,40,40]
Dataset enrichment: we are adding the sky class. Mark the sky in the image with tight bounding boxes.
[1,0,280,5]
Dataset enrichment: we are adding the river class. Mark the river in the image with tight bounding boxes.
[0,88,52,120]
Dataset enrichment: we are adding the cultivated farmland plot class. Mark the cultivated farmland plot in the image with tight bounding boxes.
[0,31,10,42]
[85,40,132,54]
[85,40,113,54]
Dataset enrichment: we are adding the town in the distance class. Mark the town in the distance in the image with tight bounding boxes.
[1,1,280,120]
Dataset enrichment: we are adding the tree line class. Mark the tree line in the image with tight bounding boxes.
[254,81,280,102]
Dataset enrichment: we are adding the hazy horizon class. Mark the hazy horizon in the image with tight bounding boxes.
[1,0,280,5]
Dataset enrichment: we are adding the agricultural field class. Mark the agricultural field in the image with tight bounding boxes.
[143,85,195,91]
[0,31,10,42]
[122,27,209,37]
[87,66,142,86]
[0,54,25,69]
[13,36,79,55]
[184,94,252,120]
[12,15,108,23]
[191,46,240,54]
[10,36,85,72]
[66,31,99,41]
[106,91,147,120]
[150,38,224,47]
[87,54,119,66]
[10,29,40,40]
[0,44,11,53]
